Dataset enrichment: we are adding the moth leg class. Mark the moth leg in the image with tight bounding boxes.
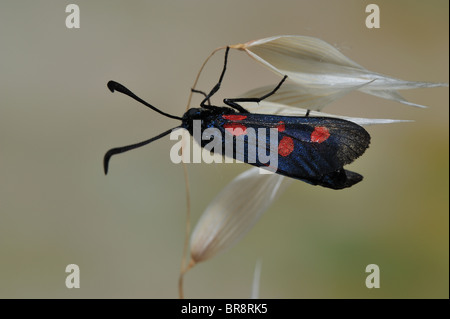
[221,99,249,113]
[191,88,211,106]
[199,46,230,109]
[223,75,288,112]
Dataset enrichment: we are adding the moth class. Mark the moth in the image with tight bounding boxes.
[104,47,370,189]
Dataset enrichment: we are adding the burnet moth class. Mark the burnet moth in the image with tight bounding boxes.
[104,47,370,189]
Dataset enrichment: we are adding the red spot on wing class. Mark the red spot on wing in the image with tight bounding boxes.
[277,121,285,132]
[224,123,247,136]
[222,114,247,121]
[311,126,330,143]
[278,136,294,157]
[222,114,248,136]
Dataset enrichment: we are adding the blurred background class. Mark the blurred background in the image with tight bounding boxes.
[0,0,447,298]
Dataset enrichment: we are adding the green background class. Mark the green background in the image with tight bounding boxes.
[0,0,448,298]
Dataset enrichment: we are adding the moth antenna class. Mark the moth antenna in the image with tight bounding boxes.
[104,127,181,175]
[107,81,183,120]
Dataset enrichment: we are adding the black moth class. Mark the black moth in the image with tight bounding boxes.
[104,47,370,189]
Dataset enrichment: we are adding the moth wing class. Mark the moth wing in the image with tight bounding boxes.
[220,115,370,179]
